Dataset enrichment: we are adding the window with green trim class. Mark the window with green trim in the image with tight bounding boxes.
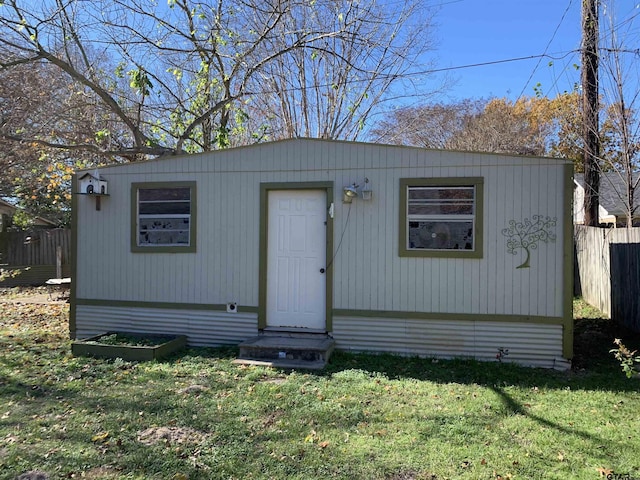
[132,182,196,252]
[400,178,483,258]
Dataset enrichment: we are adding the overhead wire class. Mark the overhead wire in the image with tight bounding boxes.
[244,51,579,98]
[516,0,576,101]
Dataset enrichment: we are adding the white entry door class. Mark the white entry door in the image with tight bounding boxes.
[266,190,327,330]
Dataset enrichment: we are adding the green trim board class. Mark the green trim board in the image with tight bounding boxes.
[75,298,259,313]
[399,177,484,258]
[258,182,334,331]
[69,174,78,339]
[562,163,574,359]
[76,301,563,327]
[333,309,565,325]
[130,181,197,253]
[75,299,562,326]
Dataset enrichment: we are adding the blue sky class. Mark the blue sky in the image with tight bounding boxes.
[427,0,639,101]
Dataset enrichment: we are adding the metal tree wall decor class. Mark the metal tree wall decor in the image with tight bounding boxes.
[502,215,557,269]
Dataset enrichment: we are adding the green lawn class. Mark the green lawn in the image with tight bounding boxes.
[1,295,639,480]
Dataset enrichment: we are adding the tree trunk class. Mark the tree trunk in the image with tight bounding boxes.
[516,247,531,269]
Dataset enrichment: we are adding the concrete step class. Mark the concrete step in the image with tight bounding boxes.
[235,335,335,370]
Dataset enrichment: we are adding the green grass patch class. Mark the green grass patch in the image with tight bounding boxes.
[0,297,639,479]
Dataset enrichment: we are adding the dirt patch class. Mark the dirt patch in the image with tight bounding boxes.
[386,471,437,480]
[15,471,50,480]
[262,410,285,429]
[178,384,210,395]
[0,286,67,304]
[260,377,287,385]
[137,426,208,446]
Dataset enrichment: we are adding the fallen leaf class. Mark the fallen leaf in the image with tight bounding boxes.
[481,458,487,465]
[596,467,613,477]
[319,441,330,449]
[91,431,109,443]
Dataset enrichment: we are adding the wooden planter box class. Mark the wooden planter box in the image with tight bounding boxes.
[72,332,187,361]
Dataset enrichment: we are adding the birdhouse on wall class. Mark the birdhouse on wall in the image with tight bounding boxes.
[78,172,108,195]
[78,171,109,211]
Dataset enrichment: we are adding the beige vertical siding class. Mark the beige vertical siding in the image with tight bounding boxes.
[74,139,570,359]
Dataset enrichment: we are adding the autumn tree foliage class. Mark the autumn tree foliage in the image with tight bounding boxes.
[371,93,585,163]
[0,61,114,224]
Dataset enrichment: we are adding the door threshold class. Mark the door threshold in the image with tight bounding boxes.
[262,327,329,336]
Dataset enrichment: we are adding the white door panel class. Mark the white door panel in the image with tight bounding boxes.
[267,190,326,329]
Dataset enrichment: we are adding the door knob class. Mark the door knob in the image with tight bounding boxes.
[319,268,325,273]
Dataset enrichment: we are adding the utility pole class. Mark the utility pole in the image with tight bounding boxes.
[582,0,600,226]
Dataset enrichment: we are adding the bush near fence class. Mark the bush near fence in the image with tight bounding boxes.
[574,225,640,332]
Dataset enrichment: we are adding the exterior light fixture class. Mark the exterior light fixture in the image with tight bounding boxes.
[361,177,372,201]
[342,183,359,203]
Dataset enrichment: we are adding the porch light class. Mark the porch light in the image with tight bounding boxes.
[361,177,372,201]
[342,183,358,203]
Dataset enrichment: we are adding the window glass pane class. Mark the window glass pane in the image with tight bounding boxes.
[139,201,191,215]
[139,230,190,246]
[136,185,192,248]
[409,187,474,200]
[139,188,190,202]
[408,220,474,250]
[408,201,474,216]
[139,217,190,231]
[408,186,474,215]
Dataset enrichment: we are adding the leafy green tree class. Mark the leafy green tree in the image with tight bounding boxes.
[0,0,437,218]
[1,0,437,156]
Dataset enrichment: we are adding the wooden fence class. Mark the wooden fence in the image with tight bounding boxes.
[0,229,71,286]
[0,229,70,265]
[574,225,640,331]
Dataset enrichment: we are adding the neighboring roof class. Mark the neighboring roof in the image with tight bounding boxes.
[0,198,58,227]
[574,172,640,218]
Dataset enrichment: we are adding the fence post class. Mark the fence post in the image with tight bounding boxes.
[56,245,62,279]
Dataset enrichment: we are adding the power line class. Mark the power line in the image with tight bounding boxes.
[516,0,575,100]
[245,51,580,98]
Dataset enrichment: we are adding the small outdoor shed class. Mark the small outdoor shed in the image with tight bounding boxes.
[70,138,573,368]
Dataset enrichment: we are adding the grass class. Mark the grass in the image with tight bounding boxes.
[0,296,639,480]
